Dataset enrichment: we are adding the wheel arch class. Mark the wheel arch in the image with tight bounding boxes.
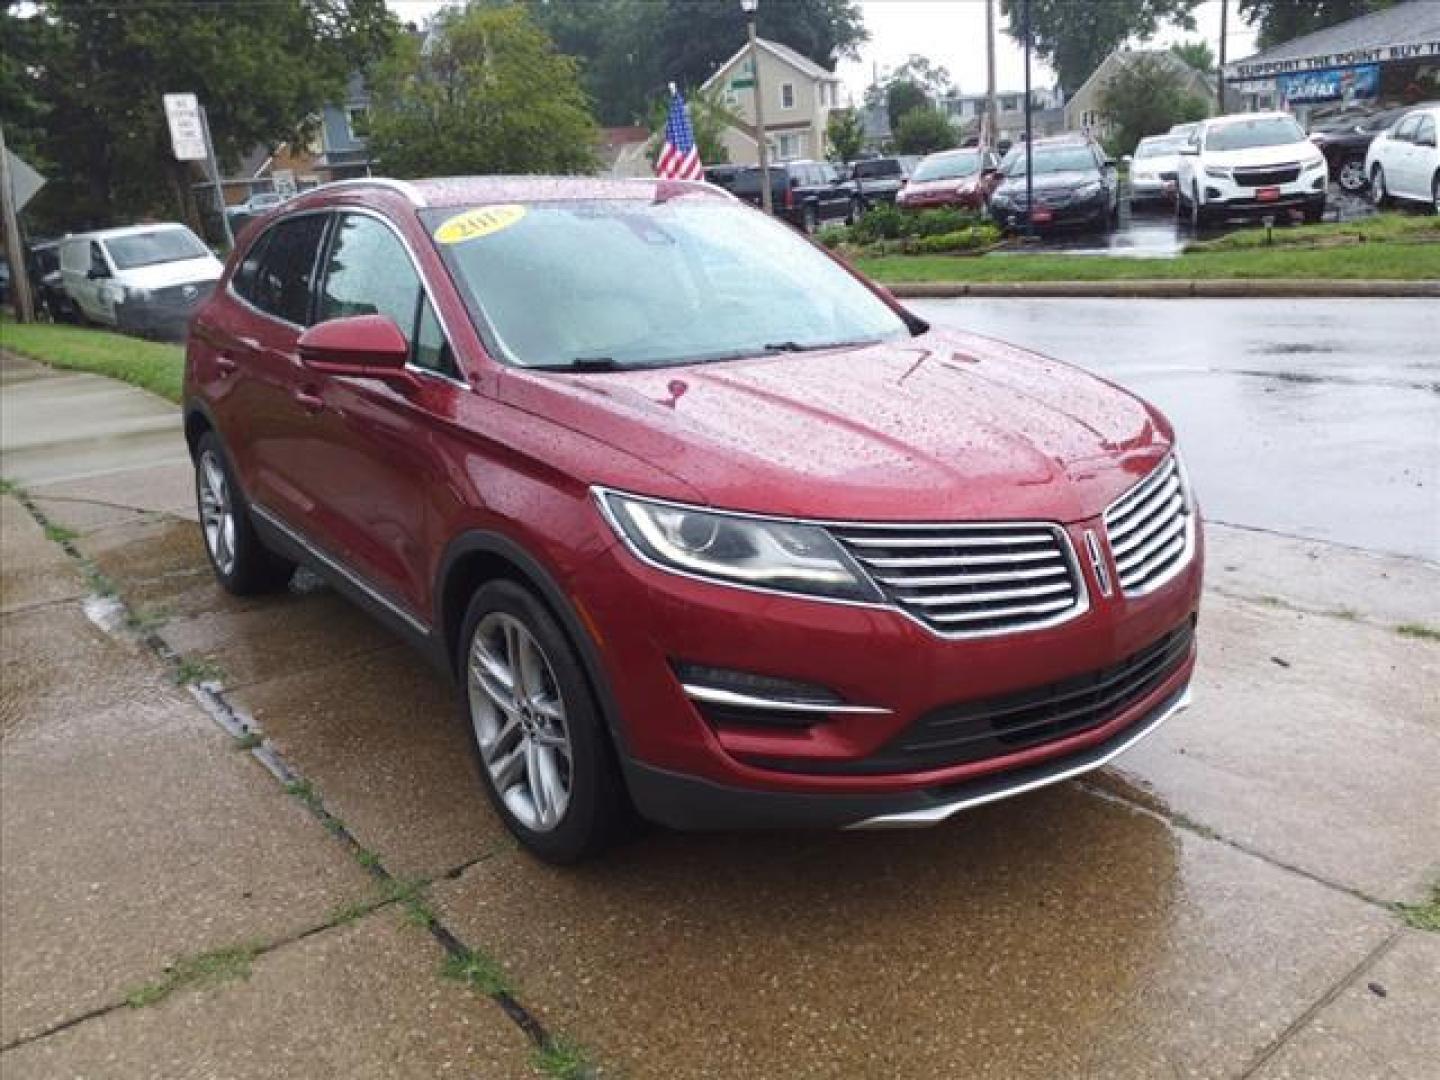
[436,531,631,758]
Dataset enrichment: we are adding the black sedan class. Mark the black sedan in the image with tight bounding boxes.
[988,137,1120,234]
[1309,106,1413,193]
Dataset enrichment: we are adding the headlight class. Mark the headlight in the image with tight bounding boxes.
[1203,165,1231,180]
[597,491,880,602]
[123,285,152,303]
[1075,181,1102,198]
[1303,156,1327,172]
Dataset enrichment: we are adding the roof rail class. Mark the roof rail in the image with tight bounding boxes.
[305,177,427,207]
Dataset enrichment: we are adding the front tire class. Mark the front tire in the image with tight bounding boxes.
[802,203,818,235]
[194,432,294,595]
[458,580,625,863]
[1371,164,1390,208]
[1337,157,1367,193]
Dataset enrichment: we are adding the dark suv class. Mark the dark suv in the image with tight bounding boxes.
[184,176,1201,863]
[726,160,853,232]
[844,156,913,213]
[988,136,1120,233]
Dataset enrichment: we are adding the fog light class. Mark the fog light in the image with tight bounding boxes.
[674,662,841,706]
[673,661,889,728]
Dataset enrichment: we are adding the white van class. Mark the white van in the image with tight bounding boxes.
[59,224,224,339]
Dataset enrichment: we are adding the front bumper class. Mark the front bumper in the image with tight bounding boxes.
[1198,169,1327,216]
[990,193,1109,230]
[572,509,1204,828]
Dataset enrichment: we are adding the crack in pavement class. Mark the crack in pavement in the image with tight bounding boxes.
[6,488,596,1077]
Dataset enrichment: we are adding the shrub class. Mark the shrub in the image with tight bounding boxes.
[909,207,983,237]
[907,224,1002,254]
[849,202,908,243]
[850,204,984,244]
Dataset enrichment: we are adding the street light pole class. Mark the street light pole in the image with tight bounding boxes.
[1022,0,1033,240]
[741,0,773,215]
[1217,0,1229,111]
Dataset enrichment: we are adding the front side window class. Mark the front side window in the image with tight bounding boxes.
[231,231,271,303]
[251,214,328,326]
[425,196,908,371]
[89,242,109,277]
[1204,117,1305,152]
[105,228,209,271]
[1392,115,1420,143]
[317,214,420,333]
[1416,116,1436,146]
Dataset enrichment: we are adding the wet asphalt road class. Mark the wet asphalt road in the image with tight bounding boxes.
[913,297,1440,563]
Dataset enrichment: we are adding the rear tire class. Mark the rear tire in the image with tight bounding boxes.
[194,432,295,595]
[1371,164,1389,208]
[802,203,818,235]
[457,580,626,864]
[1337,157,1367,193]
[1431,172,1438,216]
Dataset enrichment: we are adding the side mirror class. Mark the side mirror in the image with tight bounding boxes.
[298,315,417,388]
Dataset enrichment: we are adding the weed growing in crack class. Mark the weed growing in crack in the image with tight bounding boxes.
[441,947,514,996]
[1394,884,1440,932]
[125,605,170,633]
[285,778,321,810]
[354,848,382,871]
[79,561,118,597]
[533,1036,594,1080]
[232,732,263,751]
[1396,622,1440,643]
[0,478,16,495]
[43,521,79,544]
[124,941,263,1007]
[174,657,225,686]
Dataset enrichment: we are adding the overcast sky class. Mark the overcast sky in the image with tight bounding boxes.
[385,0,1259,104]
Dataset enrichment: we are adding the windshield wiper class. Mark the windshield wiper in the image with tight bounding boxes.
[530,356,622,372]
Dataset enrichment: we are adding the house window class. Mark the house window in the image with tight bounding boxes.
[345,105,370,141]
[777,132,803,160]
[780,82,796,110]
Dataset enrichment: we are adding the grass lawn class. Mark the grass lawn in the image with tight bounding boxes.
[859,241,1440,283]
[0,320,184,403]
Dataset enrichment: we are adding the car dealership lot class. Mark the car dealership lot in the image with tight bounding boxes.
[2,319,1436,1075]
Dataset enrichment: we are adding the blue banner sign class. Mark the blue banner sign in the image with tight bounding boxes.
[1279,63,1380,105]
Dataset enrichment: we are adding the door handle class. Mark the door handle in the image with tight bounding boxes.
[293,389,324,415]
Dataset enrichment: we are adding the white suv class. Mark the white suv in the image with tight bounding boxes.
[1365,105,1440,213]
[1176,112,1329,228]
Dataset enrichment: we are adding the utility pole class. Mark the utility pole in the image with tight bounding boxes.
[984,0,998,149]
[200,106,235,252]
[742,0,774,215]
[1217,0,1229,111]
[1022,0,1034,240]
[0,122,35,323]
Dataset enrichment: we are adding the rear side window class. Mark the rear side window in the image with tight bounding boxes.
[251,214,327,326]
[1393,115,1419,143]
[1417,115,1436,146]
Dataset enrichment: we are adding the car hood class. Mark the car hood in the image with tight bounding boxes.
[1202,143,1319,168]
[503,330,1172,523]
[116,256,224,290]
[1132,155,1180,175]
[996,170,1097,195]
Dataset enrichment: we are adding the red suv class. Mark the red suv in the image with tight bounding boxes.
[184,177,1202,862]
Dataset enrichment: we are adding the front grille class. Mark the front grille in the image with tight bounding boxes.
[749,621,1195,775]
[1232,163,1300,187]
[830,522,1084,636]
[150,282,215,309]
[1104,456,1193,596]
[1158,170,1177,182]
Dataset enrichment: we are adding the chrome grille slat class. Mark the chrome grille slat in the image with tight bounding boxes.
[831,521,1085,636]
[1103,455,1193,596]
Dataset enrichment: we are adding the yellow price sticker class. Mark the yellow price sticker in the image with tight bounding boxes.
[433,204,527,244]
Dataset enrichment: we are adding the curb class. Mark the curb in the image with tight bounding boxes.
[886,279,1440,299]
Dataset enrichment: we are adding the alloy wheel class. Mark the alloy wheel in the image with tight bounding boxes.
[198,450,236,576]
[1338,159,1366,192]
[467,612,574,833]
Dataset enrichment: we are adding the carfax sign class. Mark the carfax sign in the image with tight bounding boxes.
[1278,63,1381,104]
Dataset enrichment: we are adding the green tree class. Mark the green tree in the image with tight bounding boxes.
[1238,0,1393,50]
[524,0,867,126]
[1000,0,1201,95]
[368,5,598,178]
[886,81,932,131]
[1,0,395,231]
[893,108,956,155]
[826,108,866,163]
[1170,38,1215,74]
[1098,53,1209,158]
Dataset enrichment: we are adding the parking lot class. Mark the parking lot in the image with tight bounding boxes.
[2,299,1436,1076]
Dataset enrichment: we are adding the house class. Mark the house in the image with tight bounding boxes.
[598,126,654,179]
[701,37,843,165]
[942,87,1065,144]
[1063,50,1215,139]
[316,73,376,181]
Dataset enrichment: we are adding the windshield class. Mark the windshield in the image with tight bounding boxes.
[1003,146,1096,177]
[425,198,909,371]
[104,228,209,271]
[853,159,901,179]
[1206,117,1305,152]
[911,153,981,182]
[1135,138,1184,159]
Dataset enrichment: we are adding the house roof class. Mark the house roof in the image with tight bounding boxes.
[1067,49,1213,105]
[1226,1,1440,79]
[701,36,838,90]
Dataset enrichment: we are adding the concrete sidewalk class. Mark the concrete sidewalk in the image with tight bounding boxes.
[2,349,1436,1078]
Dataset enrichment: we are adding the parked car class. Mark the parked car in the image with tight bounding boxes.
[184,176,1203,863]
[702,164,744,192]
[988,136,1120,233]
[1310,105,1415,192]
[1175,112,1328,228]
[1127,134,1187,208]
[1168,121,1200,140]
[60,224,223,339]
[896,148,1002,211]
[727,160,852,232]
[1365,104,1440,212]
[27,239,81,323]
[844,156,912,213]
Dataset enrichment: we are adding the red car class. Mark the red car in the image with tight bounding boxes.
[184,177,1202,862]
[896,148,1004,211]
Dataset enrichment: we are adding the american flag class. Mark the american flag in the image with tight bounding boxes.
[656,87,704,180]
